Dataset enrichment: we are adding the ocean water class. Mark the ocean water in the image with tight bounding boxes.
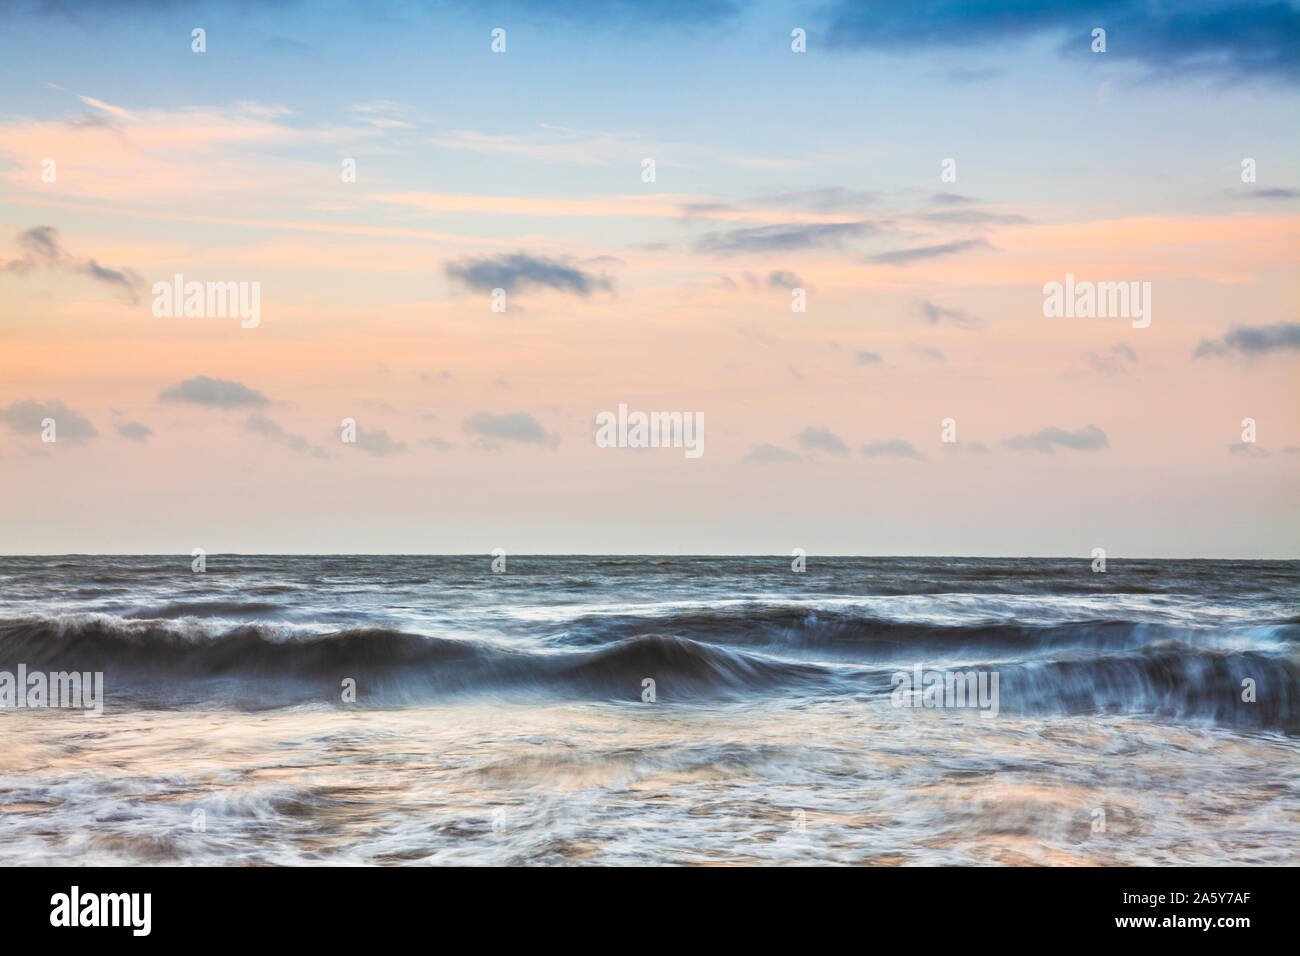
[0,555,1296,865]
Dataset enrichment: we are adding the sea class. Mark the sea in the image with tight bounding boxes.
[0,555,1296,865]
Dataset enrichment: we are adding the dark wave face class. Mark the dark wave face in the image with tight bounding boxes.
[0,556,1296,733]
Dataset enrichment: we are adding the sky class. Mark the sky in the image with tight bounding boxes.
[0,0,1297,556]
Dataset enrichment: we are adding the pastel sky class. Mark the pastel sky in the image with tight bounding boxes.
[1,0,1297,556]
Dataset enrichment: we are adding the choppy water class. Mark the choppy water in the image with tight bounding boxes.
[1,555,1297,864]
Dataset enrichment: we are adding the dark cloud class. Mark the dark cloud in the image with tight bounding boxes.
[25,0,746,27]
[819,0,1300,84]
[3,226,143,302]
[696,221,880,254]
[861,439,923,459]
[767,270,803,289]
[868,238,991,265]
[159,375,269,409]
[445,252,613,296]
[743,443,802,463]
[796,426,848,455]
[0,399,98,443]
[463,411,559,448]
[1194,322,1300,357]
[115,421,153,442]
[1003,424,1109,453]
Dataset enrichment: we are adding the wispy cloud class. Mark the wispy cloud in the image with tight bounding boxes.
[244,414,326,457]
[696,221,881,254]
[868,238,991,266]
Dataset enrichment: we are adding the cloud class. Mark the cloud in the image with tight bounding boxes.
[868,238,991,265]
[1229,442,1270,457]
[919,209,1032,225]
[115,421,153,442]
[695,221,880,254]
[767,270,803,289]
[1193,322,1300,357]
[796,426,849,455]
[756,187,881,212]
[932,192,975,205]
[445,0,744,28]
[1086,342,1139,373]
[819,0,1300,85]
[158,375,269,409]
[855,350,884,365]
[65,111,118,129]
[0,399,97,443]
[1003,425,1109,453]
[463,412,559,448]
[744,443,802,463]
[243,413,326,457]
[444,252,613,295]
[421,436,453,451]
[3,226,144,302]
[861,440,923,459]
[907,344,946,362]
[1239,187,1299,199]
[350,427,408,456]
[918,299,983,329]
[947,66,1002,82]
